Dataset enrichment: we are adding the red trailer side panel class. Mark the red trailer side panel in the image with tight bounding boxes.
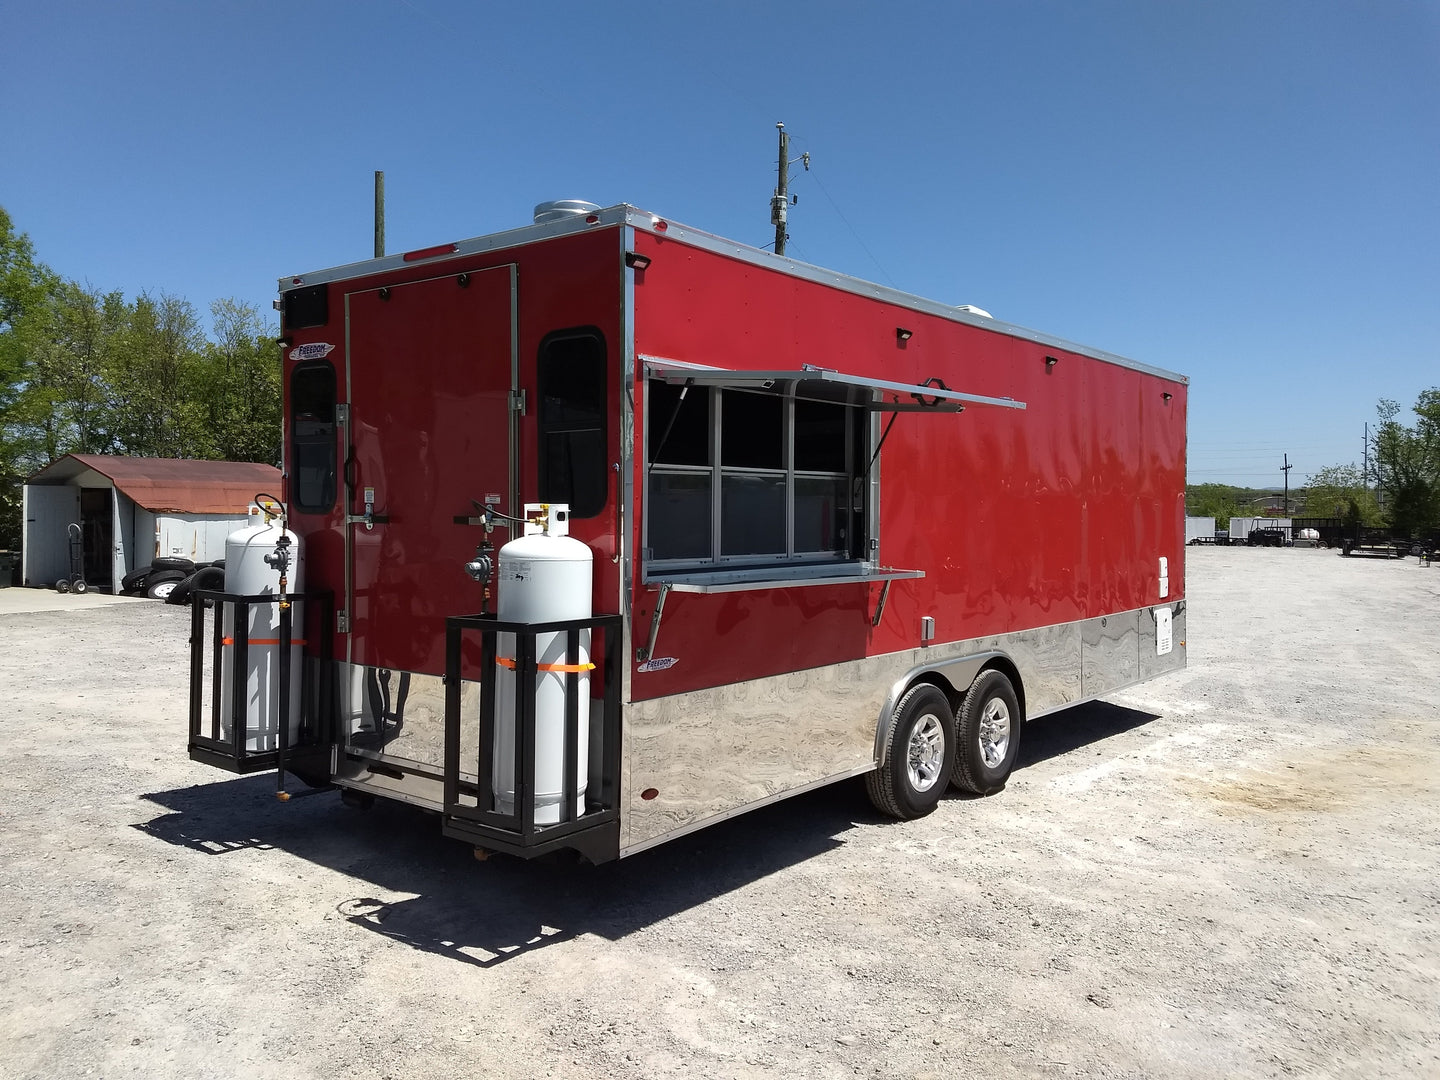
[629,231,1186,701]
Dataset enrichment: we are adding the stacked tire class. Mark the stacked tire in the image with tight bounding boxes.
[119,557,225,601]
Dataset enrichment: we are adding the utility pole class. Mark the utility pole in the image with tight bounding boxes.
[1282,453,1292,514]
[374,171,385,258]
[771,123,790,255]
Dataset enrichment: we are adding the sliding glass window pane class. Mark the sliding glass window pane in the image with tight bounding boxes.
[649,471,712,560]
[721,473,786,556]
[794,399,848,473]
[721,390,783,469]
[648,380,710,466]
[795,475,850,555]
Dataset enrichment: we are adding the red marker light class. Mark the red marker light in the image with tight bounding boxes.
[641,788,659,801]
[653,219,668,232]
[402,242,458,262]
[585,214,599,224]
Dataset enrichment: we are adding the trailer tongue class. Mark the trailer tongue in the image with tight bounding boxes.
[186,201,1188,864]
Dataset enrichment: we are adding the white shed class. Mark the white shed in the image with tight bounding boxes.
[22,455,281,592]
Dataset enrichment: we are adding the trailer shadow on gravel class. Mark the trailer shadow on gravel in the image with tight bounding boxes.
[1015,700,1162,771]
[134,774,864,967]
[133,697,1160,968]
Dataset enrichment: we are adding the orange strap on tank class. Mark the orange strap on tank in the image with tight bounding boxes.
[495,656,595,673]
[221,637,309,646]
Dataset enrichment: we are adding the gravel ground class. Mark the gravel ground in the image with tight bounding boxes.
[1,547,1437,1079]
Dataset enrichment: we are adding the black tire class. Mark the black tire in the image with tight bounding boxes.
[121,565,152,592]
[55,578,70,594]
[151,556,196,573]
[165,575,195,606]
[192,565,225,591]
[71,579,88,595]
[952,669,1023,796]
[145,570,187,599]
[866,683,956,820]
[168,565,224,606]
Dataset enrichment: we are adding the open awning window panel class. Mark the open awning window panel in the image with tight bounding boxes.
[640,357,1026,414]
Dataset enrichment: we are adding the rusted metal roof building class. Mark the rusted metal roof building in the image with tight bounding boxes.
[22,455,280,592]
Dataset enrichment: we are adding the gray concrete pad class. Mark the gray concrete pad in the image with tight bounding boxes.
[0,585,148,615]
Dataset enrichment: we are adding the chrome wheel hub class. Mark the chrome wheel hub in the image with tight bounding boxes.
[907,713,946,792]
[978,698,1011,769]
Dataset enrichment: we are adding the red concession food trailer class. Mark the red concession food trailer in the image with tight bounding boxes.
[187,200,1188,864]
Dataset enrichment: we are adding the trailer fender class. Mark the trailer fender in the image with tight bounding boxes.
[873,651,1023,766]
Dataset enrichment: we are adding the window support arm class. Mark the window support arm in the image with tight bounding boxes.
[646,378,694,478]
[854,407,900,500]
[636,583,672,663]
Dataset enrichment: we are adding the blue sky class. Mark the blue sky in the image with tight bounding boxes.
[3,0,1436,486]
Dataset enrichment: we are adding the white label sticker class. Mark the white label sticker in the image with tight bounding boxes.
[484,494,501,505]
[1156,607,1173,656]
[501,559,534,584]
[637,657,679,672]
[288,342,335,362]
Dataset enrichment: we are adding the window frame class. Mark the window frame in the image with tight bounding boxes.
[644,379,868,576]
[536,326,609,519]
[289,360,338,515]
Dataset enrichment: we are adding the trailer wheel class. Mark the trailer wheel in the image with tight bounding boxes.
[866,683,955,820]
[54,578,70,594]
[952,669,1022,796]
[71,578,88,595]
[146,570,186,600]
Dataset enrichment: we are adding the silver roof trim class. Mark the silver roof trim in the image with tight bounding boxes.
[641,356,1026,411]
[281,203,1187,386]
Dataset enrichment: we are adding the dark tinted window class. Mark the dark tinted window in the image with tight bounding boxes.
[648,379,710,466]
[794,399,849,472]
[282,284,329,330]
[721,390,783,469]
[290,362,337,513]
[538,330,607,518]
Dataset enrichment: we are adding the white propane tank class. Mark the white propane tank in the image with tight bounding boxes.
[493,504,592,824]
[220,501,305,752]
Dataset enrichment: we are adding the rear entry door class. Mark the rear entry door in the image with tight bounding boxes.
[344,264,516,680]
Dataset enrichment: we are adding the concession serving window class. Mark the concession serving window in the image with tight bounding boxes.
[640,356,1025,593]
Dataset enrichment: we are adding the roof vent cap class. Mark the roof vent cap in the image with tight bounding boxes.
[956,304,993,319]
[533,199,601,225]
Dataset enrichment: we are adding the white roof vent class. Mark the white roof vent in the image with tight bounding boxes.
[533,200,601,225]
[956,304,993,319]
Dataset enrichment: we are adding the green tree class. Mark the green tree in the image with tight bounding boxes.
[108,292,207,458]
[1185,483,1251,528]
[1299,463,1381,526]
[16,282,128,462]
[0,207,60,547]
[1371,393,1440,538]
[196,298,282,464]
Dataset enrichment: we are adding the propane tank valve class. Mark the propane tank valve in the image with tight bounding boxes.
[464,546,494,585]
[264,534,293,611]
[264,534,293,574]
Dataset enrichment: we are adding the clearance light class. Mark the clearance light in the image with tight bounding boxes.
[585,214,600,224]
[641,788,660,801]
[653,218,669,232]
[402,242,458,262]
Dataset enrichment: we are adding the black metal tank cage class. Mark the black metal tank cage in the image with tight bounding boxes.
[187,588,335,787]
[442,613,623,863]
